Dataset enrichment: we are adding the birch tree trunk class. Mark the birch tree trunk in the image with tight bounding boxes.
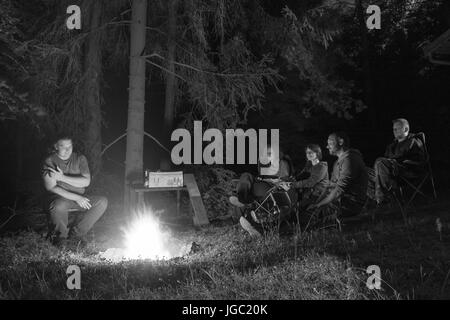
[124,0,147,210]
[84,0,103,178]
[160,0,178,170]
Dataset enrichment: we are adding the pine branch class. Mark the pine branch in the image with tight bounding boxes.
[145,52,277,78]
[146,59,188,83]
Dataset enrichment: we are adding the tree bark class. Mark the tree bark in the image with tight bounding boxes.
[15,117,24,193]
[84,0,103,179]
[124,0,148,211]
[160,0,178,171]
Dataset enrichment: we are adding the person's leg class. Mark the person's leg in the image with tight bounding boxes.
[232,175,275,207]
[236,173,255,204]
[73,195,108,236]
[366,167,376,200]
[239,216,262,237]
[271,189,296,221]
[286,187,298,222]
[235,203,263,237]
[299,197,345,230]
[48,197,80,239]
[299,205,331,229]
[340,196,365,218]
[298,189,328,228]
[374,158,399,203]
[237,180,273,237]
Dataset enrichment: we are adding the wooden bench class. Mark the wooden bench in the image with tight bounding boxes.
[132,173,209,226]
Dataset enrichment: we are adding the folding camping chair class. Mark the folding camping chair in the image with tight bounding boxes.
[394,132,437,212]
[250,183,294,222]
[231,178,298,234]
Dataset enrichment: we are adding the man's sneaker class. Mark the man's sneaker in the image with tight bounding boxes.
[68,227,89,248]
[239,216,262,237]
[68,226,81,238]
[47,230,67,247]
[229,196,246,208]
[59,237,88,251]
[250,210,260,223]
[50,235,68,248]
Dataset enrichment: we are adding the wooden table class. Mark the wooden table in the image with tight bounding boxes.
[132,173,209,226]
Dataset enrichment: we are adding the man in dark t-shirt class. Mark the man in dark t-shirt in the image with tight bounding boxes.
[307,132,368,221]
[42,134,107,244]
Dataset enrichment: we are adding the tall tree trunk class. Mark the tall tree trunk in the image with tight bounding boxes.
[219,0,225,54]
[15,117,24,193]
[84,0,103,178]
[124,0,148,210]
[160,0,178,170]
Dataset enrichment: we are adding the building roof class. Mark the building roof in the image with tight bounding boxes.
[423,29,450,66]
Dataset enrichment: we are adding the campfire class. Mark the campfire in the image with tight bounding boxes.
[99,208,191,262]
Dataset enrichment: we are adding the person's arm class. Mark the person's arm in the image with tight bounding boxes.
[314,185,330,203]
[314,188,338,208]
[48,155,91,188]
[48,166,91,188]
[384,143,393,158]
[397,138,425,164]
[43,174,80,201]
[315,160,351,208]
[297,164,327,189]
[293,163,310,187]
[43,174,91,209]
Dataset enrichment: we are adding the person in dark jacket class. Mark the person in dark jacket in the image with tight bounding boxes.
[230,147,292,207]
[229,145,294,237]
[369,118,426,204]
[294,144,329,208]
[307,132,368,222]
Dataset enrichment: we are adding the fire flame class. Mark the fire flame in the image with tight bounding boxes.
[122,211,171,260]
[98,208,190,262]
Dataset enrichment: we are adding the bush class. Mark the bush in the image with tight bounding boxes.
[190,165,236,220]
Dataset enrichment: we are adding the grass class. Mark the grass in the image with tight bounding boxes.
[1,196,450,300]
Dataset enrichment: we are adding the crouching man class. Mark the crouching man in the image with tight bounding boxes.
[306,132,368,226]
[42,134,107,246]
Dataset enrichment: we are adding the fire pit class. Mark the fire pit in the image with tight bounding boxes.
[98,208,191,262]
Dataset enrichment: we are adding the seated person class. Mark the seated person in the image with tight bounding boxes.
[230,145,293,207]
[42,134,108,246]
[293,144,329,208]
[307,132,368,223]
[368,118,426,205]
[229,145,295,236]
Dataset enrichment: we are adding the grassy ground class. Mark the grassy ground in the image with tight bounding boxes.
[1,194,449,300]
